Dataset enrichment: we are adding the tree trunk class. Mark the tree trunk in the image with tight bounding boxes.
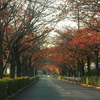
[67,66,72,77]
[0,57,3,79]
[61,65,67,76]
[10,52,16,78]
[95,50,99,76]
[16,62,21,77]
[0,68,3,79]
[16,55,21,77]
[21,56,30,76]
[10,61,15,78]
[21,59,27,76]
[81,64,85,77]
[27,57,32,76]
[87,56,91,76]
[78,60,85,77]
[0,33,3,79]
[21,65,26,76]
[73,66,76,77]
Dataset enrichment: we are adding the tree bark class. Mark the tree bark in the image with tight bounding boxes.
[10,61,15,78]
[21,58,27,76]
[73,66,76,77]
[10,51,16,78]
[16,55,21,77]
[95,50,99,76]
[78,60,85,77]
[0,33,3,79]
[87,56,91,76]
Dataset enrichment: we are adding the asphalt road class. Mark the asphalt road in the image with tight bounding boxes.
[12,78,100,100]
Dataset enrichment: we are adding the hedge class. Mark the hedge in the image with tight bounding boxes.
[57,76,100,87]
[0,80,7,100]
[29,76,39,83]
[0,77,29,100]
[57,76,64,79]
[81,76,100,86]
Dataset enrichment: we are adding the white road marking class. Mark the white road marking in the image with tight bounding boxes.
[67,92,70,94]
[55,84,61,88]
[73,97,79,100]
[48,84,50,86]
[62,88,65,90]
[54,83,79,100]
[75,99,79,100]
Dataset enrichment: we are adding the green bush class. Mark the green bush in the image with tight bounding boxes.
[35,75,39,79]
[3,77,29,95]
[81,76,100,86]
[0,76,36,100]
[3,74,10,77]
[14,77,29,90]
[81,76,87,84]
[57,76,64,79]
[3,78,17,94]
[15,77,24,90]
[29,77,35,83]
[95,77,100,86]
[29,76,39,83]
[8,79,16,94]
[0,79,7,100]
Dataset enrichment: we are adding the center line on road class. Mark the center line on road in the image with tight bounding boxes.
[55,84,61,88]
[58,86,61,88]
[73,97,79,100]
[55,84,58,86]
[48,84,50,86]
[67,92,70,94]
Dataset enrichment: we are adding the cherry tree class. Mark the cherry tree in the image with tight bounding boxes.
[0,0,61,78]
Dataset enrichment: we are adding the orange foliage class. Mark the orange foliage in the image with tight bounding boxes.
[49,65,60,74]
[1,25,12,32]
[18,7,23,12]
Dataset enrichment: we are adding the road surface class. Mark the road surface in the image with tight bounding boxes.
[12,78,100,100]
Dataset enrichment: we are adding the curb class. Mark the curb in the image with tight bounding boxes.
[58,79,100,91]
[3,79,39,100]
[78,83,100,90]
